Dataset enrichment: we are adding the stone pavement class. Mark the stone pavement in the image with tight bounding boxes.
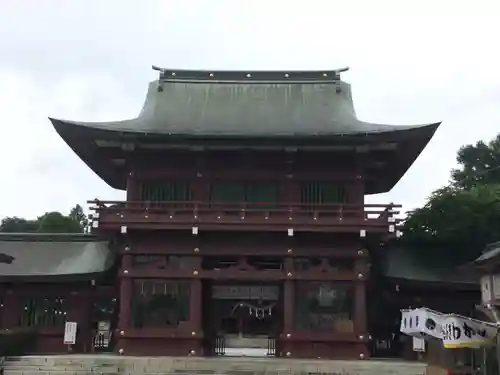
[2,355,429,375]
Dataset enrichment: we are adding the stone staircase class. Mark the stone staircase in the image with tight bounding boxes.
[1,355,429,375]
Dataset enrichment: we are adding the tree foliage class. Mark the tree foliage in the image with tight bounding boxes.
[402,133,500,262]
[0,205,88,234]
[451,134,500,190]
[0,217,38,233]
[403,185,500,262]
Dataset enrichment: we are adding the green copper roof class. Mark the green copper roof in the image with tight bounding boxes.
[381,246,477,286]
[51,68,439,137]
[0,233,114,281]
[49,67,440,192]
[474,241,500,263]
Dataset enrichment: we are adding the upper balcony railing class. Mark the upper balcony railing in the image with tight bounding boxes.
[88,200,402,236]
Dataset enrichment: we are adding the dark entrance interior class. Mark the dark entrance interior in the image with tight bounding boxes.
[203,281,282,356]
[91,295,117,353]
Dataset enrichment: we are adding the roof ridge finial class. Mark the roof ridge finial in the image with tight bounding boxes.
[333,67,349,79]
[152,65,166,73]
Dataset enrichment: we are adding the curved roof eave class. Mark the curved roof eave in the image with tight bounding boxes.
[50,116,440,140]
[50,117,440,193]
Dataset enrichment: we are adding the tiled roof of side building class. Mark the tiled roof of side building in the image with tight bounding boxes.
[473,241,500,263]
[0,232,114,281]
[381,245,478,287]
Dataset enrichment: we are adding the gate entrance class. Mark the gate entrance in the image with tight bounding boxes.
[205,283,281,356]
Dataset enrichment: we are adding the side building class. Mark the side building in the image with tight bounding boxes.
[1,67,440,359]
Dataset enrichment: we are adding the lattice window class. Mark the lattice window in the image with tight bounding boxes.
[19,297,68,327]
[139,181,191,202]
[132,255,194,270]
[209,182,279,206]
[131,280,190,328]
[294,282,354,332]
[294,257,354,272]
[300,183,347,205]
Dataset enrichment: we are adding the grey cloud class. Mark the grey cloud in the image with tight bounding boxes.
[1,0,500,217]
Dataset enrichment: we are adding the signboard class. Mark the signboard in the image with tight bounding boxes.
[481,275,492,304]
[212,285,279,300]
[97,321,110,332]
[412,337,426,352]
[400,308,443,339]
[441,315,497,349]
[63,322,78,345]
[480,274,500,304]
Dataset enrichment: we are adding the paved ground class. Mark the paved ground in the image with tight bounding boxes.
[2,355,429,375]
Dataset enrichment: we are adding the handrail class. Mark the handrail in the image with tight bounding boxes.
[88,200,401,216]
[87,200,402,226]
[88,200,401,209]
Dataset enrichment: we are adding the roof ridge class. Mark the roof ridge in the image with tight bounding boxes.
[152,66,349,83]
[0,233,100,242]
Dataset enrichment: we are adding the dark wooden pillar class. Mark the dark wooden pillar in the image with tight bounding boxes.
[283,258,294,355]
[126,171,139,201]
[354,258,368,357]
[189,280,202,330]
[67,289,90,353]
[283,281,294,331]
[118,254,133,330]
[348,180,364,205]
[354,281,367,333]
[189,279,202,355]
[2,291,20,328]
[78,289,93,353]
[192,172,209,202]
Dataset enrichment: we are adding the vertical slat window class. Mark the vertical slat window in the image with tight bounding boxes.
[294,282,354,332]
[19,297,68,327]
[246,183,279,208]
[131,280,190,328]
[300,183,347,206]
[210,183,246,203]
[140,182,191,202]
[209,183,279,207]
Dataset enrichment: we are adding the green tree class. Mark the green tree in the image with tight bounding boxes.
[402,133,500,262]
[36,211,82,233]
[451,134,500,189]
[0,205,88,234]
[403,184,500,262]
[0,217,38,233]
[69,204,89,232]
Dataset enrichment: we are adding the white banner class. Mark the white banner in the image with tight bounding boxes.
[400,308,443,339]
[63,322,78,345]
[400,308,498,349]
[441,315,497,349]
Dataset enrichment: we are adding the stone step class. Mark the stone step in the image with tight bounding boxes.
[4,370,121,375]
[2,356,429,375]
[3,364,121,373]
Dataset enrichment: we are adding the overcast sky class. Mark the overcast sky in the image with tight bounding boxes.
[1,0,499,219]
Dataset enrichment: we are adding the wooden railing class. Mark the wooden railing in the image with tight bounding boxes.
[87,200,402,233]
[213,335,225,356]
[267,336,277,357]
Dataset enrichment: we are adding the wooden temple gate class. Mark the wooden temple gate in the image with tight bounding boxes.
[106,228,374,358]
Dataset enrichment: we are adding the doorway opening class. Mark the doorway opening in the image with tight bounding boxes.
[204,282,281,357]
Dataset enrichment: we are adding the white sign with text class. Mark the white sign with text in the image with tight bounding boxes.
[63,322,78,345]
[400,308,498,349]
[441,315,497,349]
[400,308,443,339]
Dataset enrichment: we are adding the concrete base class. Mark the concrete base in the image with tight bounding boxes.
[3,355,429,375]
